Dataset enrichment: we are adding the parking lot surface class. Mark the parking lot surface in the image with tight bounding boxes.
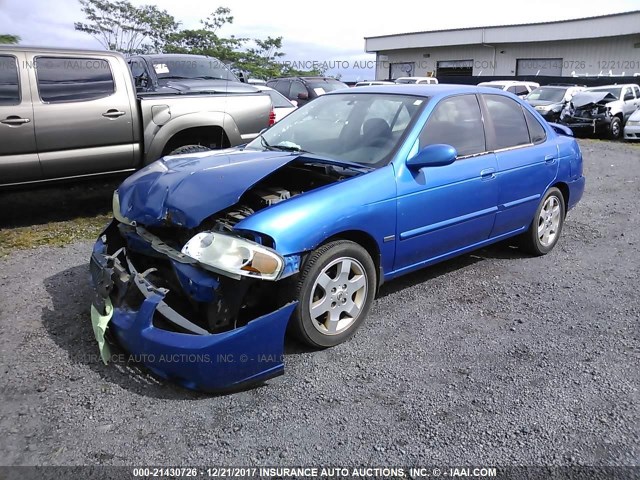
[0,139,638,466]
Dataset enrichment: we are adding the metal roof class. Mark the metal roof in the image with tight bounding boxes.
[365,10,640,52]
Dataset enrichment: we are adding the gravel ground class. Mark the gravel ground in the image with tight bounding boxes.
[0,139,638,468]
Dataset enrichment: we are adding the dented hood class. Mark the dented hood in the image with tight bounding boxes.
[117,149,298,228]
[572,91,617,108]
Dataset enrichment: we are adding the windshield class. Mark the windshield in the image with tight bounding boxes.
[246,93,426,167]
[306,80,348,94]
[526,87,566,102]
[587,87,622,99]
[149,56,239,82]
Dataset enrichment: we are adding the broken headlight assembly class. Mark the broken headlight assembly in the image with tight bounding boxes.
[112,191,135,226]
[181,231,284,281]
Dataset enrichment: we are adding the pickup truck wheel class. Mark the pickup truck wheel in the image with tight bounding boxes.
[519,187,565,256]
[608,117,622,140]
[291,240,376,348]
[167,145,212,155]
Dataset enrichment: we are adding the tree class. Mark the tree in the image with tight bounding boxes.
[74,0,179,54]
[75,2,326,79]
[0,34,20,44]
[164,8,246,64]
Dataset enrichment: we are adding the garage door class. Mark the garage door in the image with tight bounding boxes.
[516,58,563,76]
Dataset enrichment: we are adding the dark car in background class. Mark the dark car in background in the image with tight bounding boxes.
[266,76,348,106]
[525,85,585,122]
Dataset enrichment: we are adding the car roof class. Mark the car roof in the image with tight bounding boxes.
[0,45,124,57]
[478,80,538,86]
[328,84,517,98]
[587,84,635,89]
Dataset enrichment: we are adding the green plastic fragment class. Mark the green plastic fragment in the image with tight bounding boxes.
[90,298,114,365]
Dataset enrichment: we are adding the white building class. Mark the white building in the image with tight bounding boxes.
[364,11,640,80]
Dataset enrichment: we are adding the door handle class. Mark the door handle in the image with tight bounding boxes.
[544,154,556,164]
[1,116,31,125]
[102,109,126,119]
[480,168,496,179]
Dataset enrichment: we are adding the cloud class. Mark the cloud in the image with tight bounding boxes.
[2,0,638,80]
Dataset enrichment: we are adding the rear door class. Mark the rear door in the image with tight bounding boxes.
[29,53,136,179]
[0,52,41,184]
[622,86,638,120]
[394,94,499,271]
[480,94,558,237]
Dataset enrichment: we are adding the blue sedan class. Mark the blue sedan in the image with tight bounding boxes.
[91,85,585,392]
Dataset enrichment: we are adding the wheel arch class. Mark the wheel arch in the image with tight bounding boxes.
[161,126,231,157]
[321,230,383,291]
[551,181,570,214]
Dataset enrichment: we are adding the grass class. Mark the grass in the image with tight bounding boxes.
[0,214,111,257]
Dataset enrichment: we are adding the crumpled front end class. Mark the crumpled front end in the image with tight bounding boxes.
[90,220,297,392]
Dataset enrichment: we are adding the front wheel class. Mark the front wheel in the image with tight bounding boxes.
[608,117,622,140]
[167,145,212,156]
[290,240,377,348]
[519,187,566,256]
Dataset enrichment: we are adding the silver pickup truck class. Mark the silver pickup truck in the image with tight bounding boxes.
[0,47,272,186]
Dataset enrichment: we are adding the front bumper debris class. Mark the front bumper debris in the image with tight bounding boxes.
[89,227,297,393]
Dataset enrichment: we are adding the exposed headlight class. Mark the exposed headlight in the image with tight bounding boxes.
[112,191,135,225]
[182,232,284,281]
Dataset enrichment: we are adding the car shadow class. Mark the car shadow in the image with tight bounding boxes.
[377,239,527,299]
[0,175,128,228]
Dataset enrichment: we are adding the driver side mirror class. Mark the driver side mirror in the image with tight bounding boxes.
[134,74,149,90]
[407,144,457,169]
[297,91,309,100]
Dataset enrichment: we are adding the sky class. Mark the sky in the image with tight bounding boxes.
[1,0,639,80]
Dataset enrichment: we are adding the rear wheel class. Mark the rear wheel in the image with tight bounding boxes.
[519,187,565,256]
[167,145,212,156]
[291,241,376,348]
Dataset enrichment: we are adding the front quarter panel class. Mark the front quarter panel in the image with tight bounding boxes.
[233,164,398,274]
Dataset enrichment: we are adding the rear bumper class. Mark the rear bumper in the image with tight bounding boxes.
[567,175,586,211]
[90,231,297,393]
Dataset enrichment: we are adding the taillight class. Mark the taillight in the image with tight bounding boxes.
[268,110,276,126]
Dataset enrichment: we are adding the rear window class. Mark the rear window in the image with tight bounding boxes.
[0,55,20,106]
[35,57,115,103]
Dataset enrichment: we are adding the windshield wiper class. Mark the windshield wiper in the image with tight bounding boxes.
[260,136,308,153]
[191,76,231,81]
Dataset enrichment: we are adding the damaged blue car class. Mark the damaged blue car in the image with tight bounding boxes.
[90,85,585,392]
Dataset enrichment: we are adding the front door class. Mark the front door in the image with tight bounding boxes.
[394,94,499,273]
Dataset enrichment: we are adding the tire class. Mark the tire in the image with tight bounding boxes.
[519,187,566,256]
[608,117,622,140]
[167,145,212,156]
[290,240,377,348]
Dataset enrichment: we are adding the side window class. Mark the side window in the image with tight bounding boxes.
[289,81,306,100]
[419,94,486,157]
[523,108,547,144]
[514,85,529,97]
[271,80,287,96]
[483,94,531,150]
[633,86,640,98]
[0,55,20,106]
[35,57,115,103]
[507,86,518,94]
[623,87,634,101]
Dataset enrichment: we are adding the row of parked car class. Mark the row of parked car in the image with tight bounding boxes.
[345,78,640,140]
